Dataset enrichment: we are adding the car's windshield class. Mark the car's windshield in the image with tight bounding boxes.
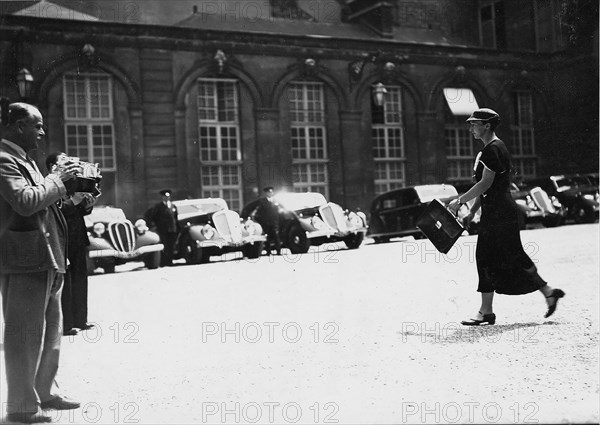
[555,177,588,189]
[414,185,458,203]
[84,207,127,227]
[275,192,327,211]
[174,200,228,220]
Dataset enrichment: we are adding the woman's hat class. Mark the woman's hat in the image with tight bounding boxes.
[466,108,500,122]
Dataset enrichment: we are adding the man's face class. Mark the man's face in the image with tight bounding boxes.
[18,108,45,152]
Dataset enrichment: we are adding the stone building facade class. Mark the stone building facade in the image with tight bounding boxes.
[1,0,597,217]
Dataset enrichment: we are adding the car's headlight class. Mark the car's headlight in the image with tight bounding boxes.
[244,220,263,235]
[347,211,363,227]
[202,225,215,239]
[92,222,106,237]
[550,196,562,208]
[525,195,537,209]
[311,216,326,230]
[515,199,527,207]
[134,219,148,235]
[583,194,595,201]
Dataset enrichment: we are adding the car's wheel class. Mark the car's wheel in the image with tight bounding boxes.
[542,214,562,228]
[244,242,264,259]
[143,252,160,269]
[86,256,96,275]
[344,232,364,249]
[103,260,116,274]
[573,205,595,224]
[183,242,208,264]
[288,226,310,254]
[518,212,527,230]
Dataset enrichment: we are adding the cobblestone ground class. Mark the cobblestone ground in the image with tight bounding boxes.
[1,223,599,424]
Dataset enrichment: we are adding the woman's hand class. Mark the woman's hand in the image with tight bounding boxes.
[447,198,462,214]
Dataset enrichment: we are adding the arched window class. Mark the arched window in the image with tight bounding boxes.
[288,81,329,197]
[62,72,116,171]
[371,85,406,194]
[197,78,242,211]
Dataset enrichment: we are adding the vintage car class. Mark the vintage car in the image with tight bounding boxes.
[171,198,266,264]
[85,206,164,274]
[241,191,368,254]
[527,175,599,224]
[452,182,565,233]
[367,184,464,243]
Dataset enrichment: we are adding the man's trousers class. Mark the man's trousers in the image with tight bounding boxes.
[0,270,63,414]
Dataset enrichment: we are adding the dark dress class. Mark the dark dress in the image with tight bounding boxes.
[474,139,546,295]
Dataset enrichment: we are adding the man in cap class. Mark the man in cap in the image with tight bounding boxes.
[144,189,179,266]
[252,186,282,255]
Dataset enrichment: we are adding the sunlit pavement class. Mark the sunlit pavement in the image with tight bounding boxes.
[1,223,598,424]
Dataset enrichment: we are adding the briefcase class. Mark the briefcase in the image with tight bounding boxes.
[416,199,464,254]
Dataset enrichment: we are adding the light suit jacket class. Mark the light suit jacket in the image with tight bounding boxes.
[0,139,68,274]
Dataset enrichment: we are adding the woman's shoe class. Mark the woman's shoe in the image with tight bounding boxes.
[545,289,565,318]
[461,312,496,326]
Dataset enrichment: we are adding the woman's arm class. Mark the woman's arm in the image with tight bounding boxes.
[448,165,495,212]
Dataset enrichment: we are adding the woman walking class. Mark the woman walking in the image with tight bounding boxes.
[448,108,565,325]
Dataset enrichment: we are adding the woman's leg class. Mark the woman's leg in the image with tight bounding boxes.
[479,292,494,315]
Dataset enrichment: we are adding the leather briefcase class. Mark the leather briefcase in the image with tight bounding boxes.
[416,199,464,254]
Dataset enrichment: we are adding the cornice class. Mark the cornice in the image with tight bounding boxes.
[0,14,593,73]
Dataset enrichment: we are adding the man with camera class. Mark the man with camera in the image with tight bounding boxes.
[0,102,81,423]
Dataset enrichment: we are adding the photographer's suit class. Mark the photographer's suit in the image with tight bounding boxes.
[0,139,68,415]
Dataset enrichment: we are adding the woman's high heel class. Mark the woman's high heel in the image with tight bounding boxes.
[545,289,565,318]
[461,312,496,326]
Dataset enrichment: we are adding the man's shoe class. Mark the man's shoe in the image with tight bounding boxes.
[78,323,95,331]
[63,328,79,336]
[40,396,81,410]
[6,409,52,423]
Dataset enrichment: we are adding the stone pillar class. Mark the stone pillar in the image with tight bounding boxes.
[416,110,444,184]
[339,109,373,210]
[254,108,286,191]
[128,108,146,216]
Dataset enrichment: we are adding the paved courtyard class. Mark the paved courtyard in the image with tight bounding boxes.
[1,224,599,424]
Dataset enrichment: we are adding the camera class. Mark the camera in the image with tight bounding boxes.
[57,155,102,196]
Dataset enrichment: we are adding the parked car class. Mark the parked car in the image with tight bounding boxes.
[582,172,599,187]
[241,191,368,254]
[453,182,565,233]
[171,198,266,264]
[527,175,599,224]
[85,206,164,274]
[367,184,465,243]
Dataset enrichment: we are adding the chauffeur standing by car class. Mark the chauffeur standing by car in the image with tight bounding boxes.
[252,186,282,255]
[144,189,179,266]
[0,102,81,423]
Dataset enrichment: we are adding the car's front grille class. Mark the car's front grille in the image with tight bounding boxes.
[212,210,243,243]
[107,221,136,253]
[319,203,348,232]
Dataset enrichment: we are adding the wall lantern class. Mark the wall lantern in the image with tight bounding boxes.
[16,68,34,100]
[372,82,387,107]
